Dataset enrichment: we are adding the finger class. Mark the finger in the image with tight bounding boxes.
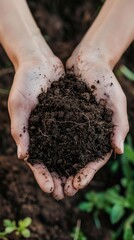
[51,172,64,200]
[8,94,31,159]
[66,52,83,76]
[64,176,78,196]
[66,58,73,71]
[73,152,112,190]
[52,57,65,79]
[112,93,129,154]
[61,176,66,185]
[27,162,54,193]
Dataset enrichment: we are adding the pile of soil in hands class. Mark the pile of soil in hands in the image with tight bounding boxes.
[28,74,113,177]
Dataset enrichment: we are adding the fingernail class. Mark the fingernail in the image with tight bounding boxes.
[112,141,124,154]
[23,154,29,161]
[119,140,124,154]
[17,145,23,159]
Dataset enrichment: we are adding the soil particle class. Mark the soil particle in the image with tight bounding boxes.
[0,0,133,239]
[0,157,77,240]
[23,126,26,133]
[28,74,113,177]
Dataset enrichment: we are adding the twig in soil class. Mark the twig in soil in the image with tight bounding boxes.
[53,120,89,125]
[47,96,91,129]
[65,101,91,129]
[39,129,50,137]
[51,96,91,125]
[73,219,81,240]
[38,119,89,142]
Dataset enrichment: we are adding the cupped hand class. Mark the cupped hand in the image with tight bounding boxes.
[8,53,65,200]
[64,47,129,196]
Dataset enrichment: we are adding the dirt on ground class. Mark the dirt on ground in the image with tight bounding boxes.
[0,0,134,240]
[0,155,111,240]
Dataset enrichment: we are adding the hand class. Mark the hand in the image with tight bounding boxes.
[8,53,66,200]
[64,47,129,196]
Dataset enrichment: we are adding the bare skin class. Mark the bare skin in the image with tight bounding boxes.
[64,0,134,196]
[0,0,65,198]
[0,0,134,200]
[8,57,65,195]
[64,55,128,194]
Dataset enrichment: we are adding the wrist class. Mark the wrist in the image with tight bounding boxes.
[0,0,54,70]
[72,40,115,70]
[7,32,54,70]
[76,0,134,70]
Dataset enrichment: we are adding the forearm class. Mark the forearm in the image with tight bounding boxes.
[80,0,134,69]
[0,0,53,69]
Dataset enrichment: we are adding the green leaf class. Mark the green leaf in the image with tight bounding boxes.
[127,135,133,148]
[124,145,134,163]
[78,202,93,212]
[18,217,32,229]
[21,229,31,238]
[0,232,6,237]
[110,204,125,224]
[85,191,107,208]
[78,230,87,240]
[126,181,134,196]
[71,229,87,240]
[110,160,119,173]
[106,188,124,205]
[96,193,108,209]
[119,65,134,82]
[121,154,133,179]
[85,191,96,201]
[105,206,112,214]
[121,178,128,188]
[126,196,134,209]
[123,226,133,240]
[5,226,16,234]
[3,220,12,227]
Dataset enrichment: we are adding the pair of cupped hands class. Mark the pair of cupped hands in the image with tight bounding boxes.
[8,40,129,200]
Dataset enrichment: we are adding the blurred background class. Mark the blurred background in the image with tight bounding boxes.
[0,0,134,239]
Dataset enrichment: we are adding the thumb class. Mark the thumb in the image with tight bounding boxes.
[112,95,129,154]
[8,93,31,159]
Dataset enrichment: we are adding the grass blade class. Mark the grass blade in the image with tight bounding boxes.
[119,65,134,82]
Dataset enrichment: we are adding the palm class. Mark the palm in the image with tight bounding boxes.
[8,56,66,199]
[63,54,129,195]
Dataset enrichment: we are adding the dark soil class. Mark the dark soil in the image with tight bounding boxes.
[28,74,113,177]
[0,156,111,240]
[0,0,134,240]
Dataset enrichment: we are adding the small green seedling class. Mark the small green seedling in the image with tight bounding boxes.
[0,217,32,240]
[71,219,87,240]
[78,136,134,240]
